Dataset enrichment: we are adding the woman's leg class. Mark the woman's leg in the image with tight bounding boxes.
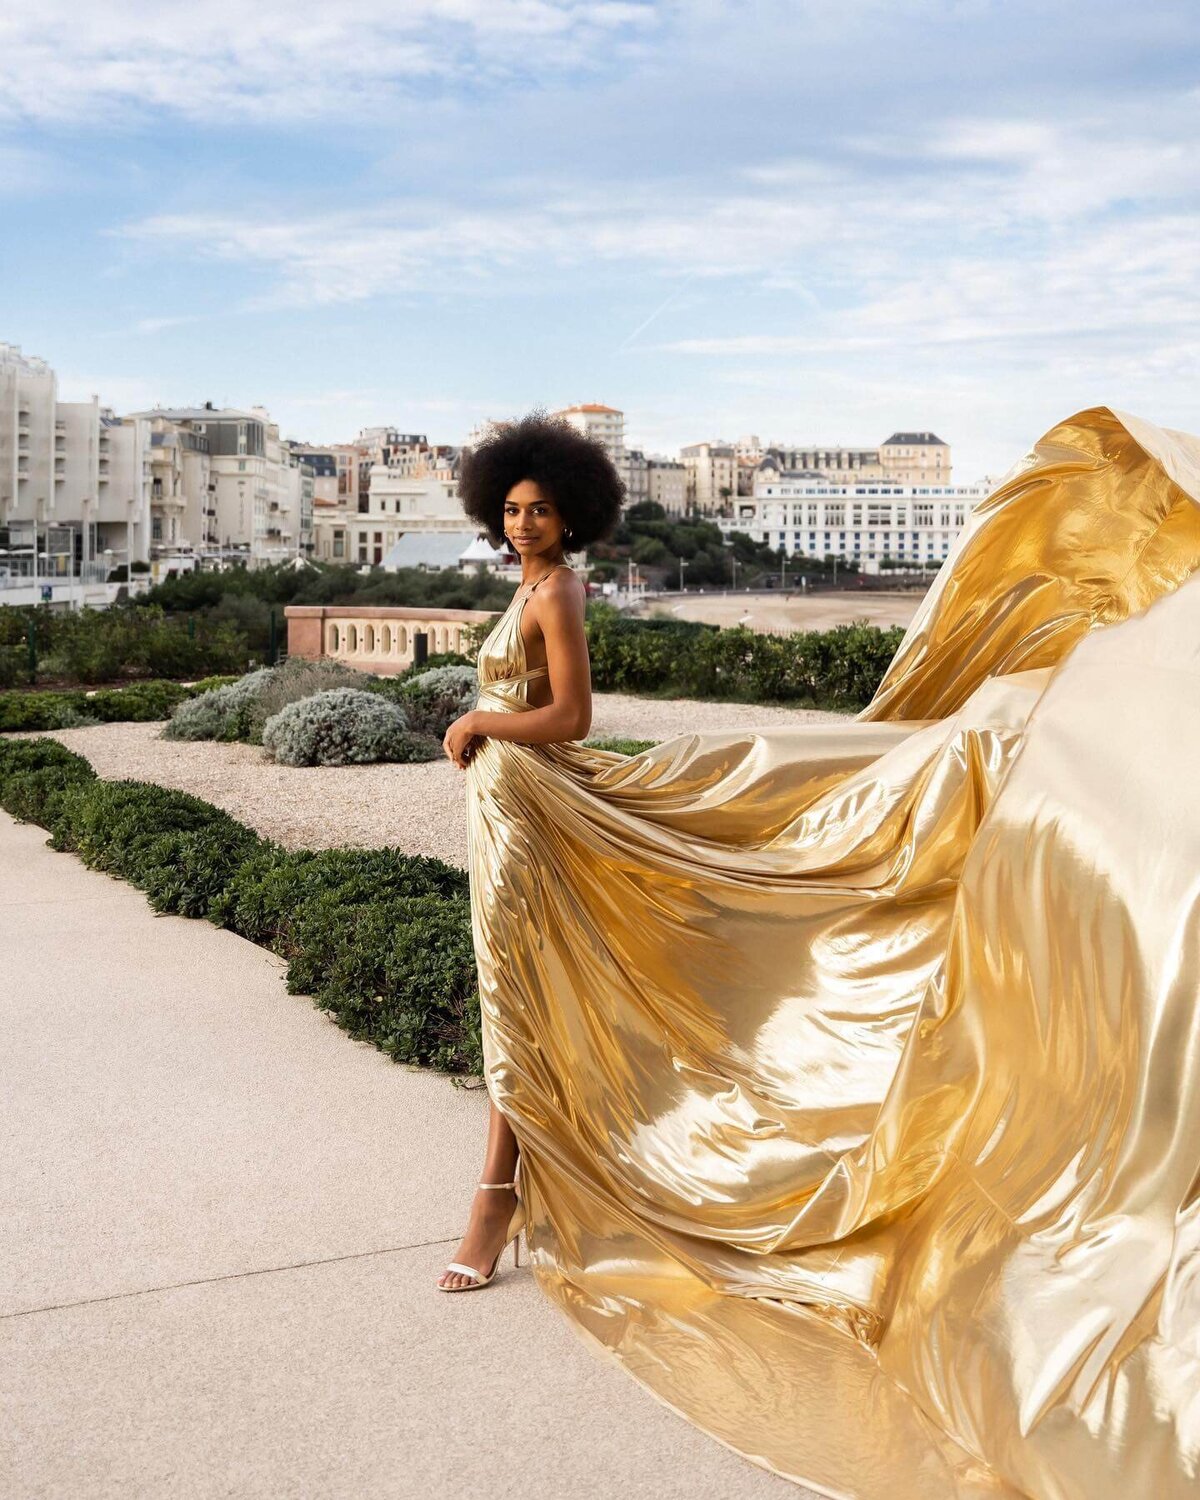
[437,1101,521,1289]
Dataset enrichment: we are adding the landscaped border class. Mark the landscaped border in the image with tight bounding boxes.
[0,732,655,1080]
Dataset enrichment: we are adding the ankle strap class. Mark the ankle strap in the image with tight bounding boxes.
[478,1180,516,1189]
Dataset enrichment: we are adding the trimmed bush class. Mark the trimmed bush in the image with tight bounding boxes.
[47,779,260,918]
[0,738,483,1075]
[137,821,265,918]
[162,667,278,742]
[583,607,901,710]
[209,843,469,950]
[287,892,481,1072]
[379,663,479,739]
[262,688,440,766]
[0,737,96,824]
[0,678,196,733]
[240,657,374,742]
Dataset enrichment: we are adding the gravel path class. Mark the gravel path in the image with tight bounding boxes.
[6,692,849,871]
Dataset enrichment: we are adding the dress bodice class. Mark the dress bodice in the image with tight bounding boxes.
[474,562,572,715]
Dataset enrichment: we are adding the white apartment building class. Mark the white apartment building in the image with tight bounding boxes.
[680,430,955,514]
[146,416,216,562]
[554,403,626,471]
[0,343,154,596]
[722,477,991,569]
[314,470,467,567]
[128,403,310,567]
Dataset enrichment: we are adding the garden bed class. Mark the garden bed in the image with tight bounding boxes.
[4,693,849,869]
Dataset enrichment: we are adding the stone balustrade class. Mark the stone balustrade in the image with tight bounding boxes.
[284,604,496,676]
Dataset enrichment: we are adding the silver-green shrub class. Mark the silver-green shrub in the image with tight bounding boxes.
[261,688,441,766]
[242,657,372,743]
[163,667,278,741]
[394,664,479,738]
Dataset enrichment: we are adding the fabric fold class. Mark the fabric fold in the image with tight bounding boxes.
[465,406,1200,1499]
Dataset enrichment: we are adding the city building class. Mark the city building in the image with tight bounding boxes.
[721,477,989,570]
[0,343,154,599]
[680,431,955,517]
[624,448,649,506]
[680,441,737,513]
[313,470,467,567]
[646,457,687,515]
[126,402,312,567]
[554,402,626,473]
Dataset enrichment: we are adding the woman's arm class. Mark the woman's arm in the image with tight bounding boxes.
[468,577,592,746]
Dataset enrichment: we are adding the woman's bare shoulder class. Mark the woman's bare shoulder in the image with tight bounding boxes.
[536,567,588,608]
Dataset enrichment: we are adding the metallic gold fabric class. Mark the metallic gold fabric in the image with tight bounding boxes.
[465,407,1200,1500]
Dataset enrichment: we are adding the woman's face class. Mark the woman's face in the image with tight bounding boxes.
[503,479,566,561]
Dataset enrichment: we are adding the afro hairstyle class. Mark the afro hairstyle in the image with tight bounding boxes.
[458,407,625,554]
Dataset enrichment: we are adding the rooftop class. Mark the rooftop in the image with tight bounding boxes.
[883,432,946,446]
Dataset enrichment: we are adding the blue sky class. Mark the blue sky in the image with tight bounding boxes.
[1,0,1197,480]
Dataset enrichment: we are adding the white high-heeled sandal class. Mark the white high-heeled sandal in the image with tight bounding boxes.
[437,1180,527,1292]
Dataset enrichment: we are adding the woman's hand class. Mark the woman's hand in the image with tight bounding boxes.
[444,711,482,770]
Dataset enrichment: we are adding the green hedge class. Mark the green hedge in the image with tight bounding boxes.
[0,737,97,824]
[0,601,249,687]
[585,607,901,709]
[0,737,484,1077]
[0,677,241,733]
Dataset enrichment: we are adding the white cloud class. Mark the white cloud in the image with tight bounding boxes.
[0,1,662,125]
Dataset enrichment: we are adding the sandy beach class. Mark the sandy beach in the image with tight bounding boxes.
[632,590,924,633]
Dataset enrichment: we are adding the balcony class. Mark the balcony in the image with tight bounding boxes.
[286,604,495,677]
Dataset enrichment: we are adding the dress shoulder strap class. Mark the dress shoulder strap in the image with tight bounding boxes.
[528,561,572,593]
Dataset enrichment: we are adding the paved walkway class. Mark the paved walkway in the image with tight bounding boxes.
[1,809,810,1499]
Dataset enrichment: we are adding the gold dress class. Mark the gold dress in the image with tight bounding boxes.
[465,407,1200,1500]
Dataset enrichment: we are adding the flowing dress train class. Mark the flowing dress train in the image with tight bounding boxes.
[464,406,1200,1500]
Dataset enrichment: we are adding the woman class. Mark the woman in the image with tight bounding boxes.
[437,410,623,1291]
[437,405,1200,1500]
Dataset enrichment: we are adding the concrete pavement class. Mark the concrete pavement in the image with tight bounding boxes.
[0,808,810,1499]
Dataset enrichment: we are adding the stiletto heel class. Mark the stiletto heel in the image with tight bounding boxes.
[437,1179,526,1292]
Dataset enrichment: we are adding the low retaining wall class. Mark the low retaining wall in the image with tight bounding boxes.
[284,605,495,676]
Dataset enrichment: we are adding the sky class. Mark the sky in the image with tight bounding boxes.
[1,0,1197,482]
